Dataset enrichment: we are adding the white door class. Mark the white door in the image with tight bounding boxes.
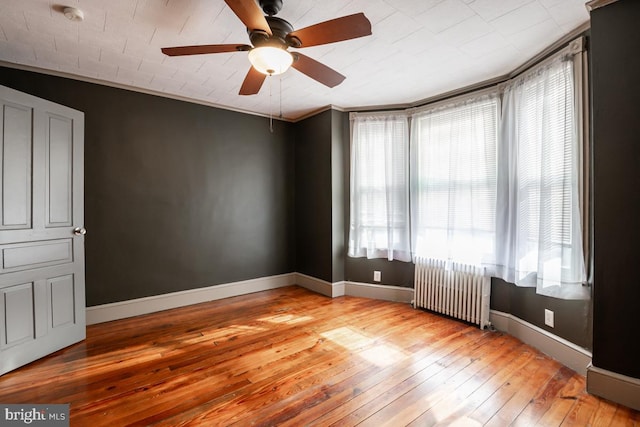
[0,85,85,376]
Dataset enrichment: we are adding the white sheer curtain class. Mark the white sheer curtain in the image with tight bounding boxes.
[410,94,499,266]
[496,55,588,299]
[348,113,411,262]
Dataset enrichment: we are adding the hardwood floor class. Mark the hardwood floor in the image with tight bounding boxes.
[0,286,638,426]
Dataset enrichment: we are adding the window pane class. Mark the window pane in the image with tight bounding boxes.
[411,94,498,266]
[348,114,411,262]
[496,56,587,298]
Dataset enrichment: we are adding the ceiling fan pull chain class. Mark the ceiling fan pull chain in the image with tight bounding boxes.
[269,76,274,133]
[279,76,283,119]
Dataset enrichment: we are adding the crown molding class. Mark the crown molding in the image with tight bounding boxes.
[346,22,589,117]
[0,60,297,122]
[586,0,619,12]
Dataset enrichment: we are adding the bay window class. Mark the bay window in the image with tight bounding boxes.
[347,39,588,300]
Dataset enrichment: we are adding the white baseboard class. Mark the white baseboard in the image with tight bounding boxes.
[490,310,592,376]
[86,273,296,325]
[343,281,414,303]
[294,273,343,297]
[587,365,640,411]
[293,273,414,303]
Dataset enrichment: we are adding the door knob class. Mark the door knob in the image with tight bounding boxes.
[73,227,87,236]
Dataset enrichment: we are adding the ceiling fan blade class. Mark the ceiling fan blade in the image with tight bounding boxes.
[239,67,267,95]
[291,53,346,88]
[162,44,250,56]
[224,0,272,35]
[289,13,371,48]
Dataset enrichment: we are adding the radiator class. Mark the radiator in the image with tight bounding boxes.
[413,257,491,329]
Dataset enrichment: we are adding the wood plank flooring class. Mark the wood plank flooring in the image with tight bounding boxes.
[0,286,638,426]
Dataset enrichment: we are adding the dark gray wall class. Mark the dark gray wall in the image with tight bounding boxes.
[293,109,346,283]
[294,111,332,282]
[0,67,295,307]
[346,258,415,287]
[330,110,347,282]
[590,0,640,378]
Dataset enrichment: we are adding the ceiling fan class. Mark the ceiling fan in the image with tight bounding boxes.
[161,0,372,95]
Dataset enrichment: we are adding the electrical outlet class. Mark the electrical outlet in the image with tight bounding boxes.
[544,309,554,328]
[373,271,381,282]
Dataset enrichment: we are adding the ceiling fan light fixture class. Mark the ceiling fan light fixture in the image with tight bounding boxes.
[248,46,293,75]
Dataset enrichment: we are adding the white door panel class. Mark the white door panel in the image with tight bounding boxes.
[0,102,32,230]
[0,85,85,375]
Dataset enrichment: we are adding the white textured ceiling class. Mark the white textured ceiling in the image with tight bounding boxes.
[0,0,590,120]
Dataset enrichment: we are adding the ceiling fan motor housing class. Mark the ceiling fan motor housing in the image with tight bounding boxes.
[249,16,300,49]
[259,0,283,16]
